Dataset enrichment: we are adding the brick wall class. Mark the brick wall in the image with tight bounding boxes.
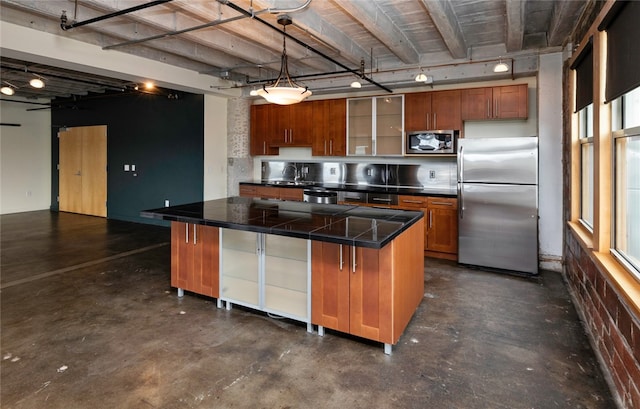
[564,233,640,409]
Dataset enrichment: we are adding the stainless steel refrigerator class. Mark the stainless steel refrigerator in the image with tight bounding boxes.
[457,137,538,275]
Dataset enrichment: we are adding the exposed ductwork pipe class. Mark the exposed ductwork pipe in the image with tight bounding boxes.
[60,0,174,31]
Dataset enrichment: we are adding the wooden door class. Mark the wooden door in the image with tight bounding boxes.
[59,125,107,217]
[59,128,83,214]
[432,90,462,131]
[311,241,350,332]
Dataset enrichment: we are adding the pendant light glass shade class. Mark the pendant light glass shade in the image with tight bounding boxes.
[255,15,311,105]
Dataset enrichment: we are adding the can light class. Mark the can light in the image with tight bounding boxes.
[1,86,15,96]
[29,78,45,88]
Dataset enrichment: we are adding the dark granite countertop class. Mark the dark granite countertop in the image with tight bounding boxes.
[240,181,457,197]
[141,197,423,249]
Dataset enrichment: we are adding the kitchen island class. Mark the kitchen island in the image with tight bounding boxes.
[142,197,425,353]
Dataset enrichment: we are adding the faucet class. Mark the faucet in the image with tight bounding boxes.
[282,163,301,182]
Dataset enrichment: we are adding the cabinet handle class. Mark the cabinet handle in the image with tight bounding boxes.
[339,244,343,271]
[290,129,293,143]
[371,197,392,202]
[329,140,333,155]
[193,224,197,245]
[283,129,287,143]
[487,99,491,119]
[426,113,430,129]
[185,223,189,243]
[352,246,357,273]
[429,210,433,229]
[324,140,327,155]
[402,199,423,204]
[430,201,453,206]
[263,141,266,154]
[433,113,437,129]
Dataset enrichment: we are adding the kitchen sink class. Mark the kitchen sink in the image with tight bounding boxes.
[269,180,316,186]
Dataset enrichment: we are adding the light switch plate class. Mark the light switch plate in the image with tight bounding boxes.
[124,164,130,171]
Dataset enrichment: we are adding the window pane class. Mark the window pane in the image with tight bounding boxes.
[623,86,640,128]
[612,97,623,131]
[586,104,594,137]
[581,142,594,228]
[615,135,640,275]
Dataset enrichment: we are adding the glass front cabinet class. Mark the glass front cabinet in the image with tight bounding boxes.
[219,228,312,330]
[347,95,404,156]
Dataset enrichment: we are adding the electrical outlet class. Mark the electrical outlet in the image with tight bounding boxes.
[124,164,130,171]
[165,200,170,207]
[429,170,436,179]
[330,167,336,175]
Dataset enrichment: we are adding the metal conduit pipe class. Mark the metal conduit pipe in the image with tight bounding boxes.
[60,0,174,31]
[218,0,393,93]
[104,0,311,50]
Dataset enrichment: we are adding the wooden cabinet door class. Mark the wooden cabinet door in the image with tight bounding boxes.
[432,90,462,131]
[171,222,220,297]
[269,104,290,146]
[279,188,303,201]
[426,198,458,255]
[493,84,528,119]
[350,245,394,344]
[312,100,328,155]
[250,105,277,155]
[327,99,346,156]
[404,92,430,131]
[255,186,280,199]
[289,102,313,146]
[461,87,492,120]
[311,241,350,333]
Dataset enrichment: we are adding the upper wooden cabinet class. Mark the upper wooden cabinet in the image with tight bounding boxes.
[312,99,346,156]
[404,90,462,132]
[268,102,314,147]
[250,105,278,156]
[461,84,528,120]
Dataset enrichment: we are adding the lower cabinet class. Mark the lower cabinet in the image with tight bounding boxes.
[425,197,458,259]
[397,195,458,260]
[219,229,311,324]
[171,222,219,297]
[238,184,304,201]
[311,219,424,351]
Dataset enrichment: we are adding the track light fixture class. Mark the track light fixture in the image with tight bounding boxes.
[256,14,312,105]
[493,58,510,73]
[29,75,45,88]
[1,81,17,96]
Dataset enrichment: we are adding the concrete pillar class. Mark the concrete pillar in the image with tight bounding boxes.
[226,97,253,196]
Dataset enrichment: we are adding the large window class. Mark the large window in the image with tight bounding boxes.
[579,104,594,229]
[612,86,640,278]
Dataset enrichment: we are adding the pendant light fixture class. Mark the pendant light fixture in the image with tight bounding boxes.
[493,58,510,73]
[256,14,312,105]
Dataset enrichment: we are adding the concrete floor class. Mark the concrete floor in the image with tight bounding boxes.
[1,210,616,409]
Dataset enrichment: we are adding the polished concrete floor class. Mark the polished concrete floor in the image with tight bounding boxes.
[1,211,616,409]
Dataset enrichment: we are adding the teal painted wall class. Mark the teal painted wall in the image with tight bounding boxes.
[51,90,204,225]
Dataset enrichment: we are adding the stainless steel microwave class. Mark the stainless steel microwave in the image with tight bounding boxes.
[405,130,458,155]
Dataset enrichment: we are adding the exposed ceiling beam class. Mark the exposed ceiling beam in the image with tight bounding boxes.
[505,0,525,52]
[548,0,583,46]
[420,0,467,60]
[332,0,419,64]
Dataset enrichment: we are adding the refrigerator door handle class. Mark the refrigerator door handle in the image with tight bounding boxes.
[458,183,464,220]
[458,145,464,182]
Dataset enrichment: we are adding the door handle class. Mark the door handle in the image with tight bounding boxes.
[74,170,81,176]
[430,201,453,206]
